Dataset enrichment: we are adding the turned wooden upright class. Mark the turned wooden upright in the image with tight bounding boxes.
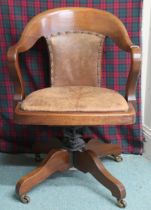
[7,8,141,208]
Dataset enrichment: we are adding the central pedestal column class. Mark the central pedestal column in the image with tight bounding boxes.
[62,126,86,151]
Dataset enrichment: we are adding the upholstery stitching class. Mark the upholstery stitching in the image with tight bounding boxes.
[97,36,105,86]
[46,30,105,86]
[49,40,54,86]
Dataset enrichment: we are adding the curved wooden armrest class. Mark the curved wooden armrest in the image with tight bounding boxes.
[125,45,141,109]
[7,35,38,105]
[7,44,25,103]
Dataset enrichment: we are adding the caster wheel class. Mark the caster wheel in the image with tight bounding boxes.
[20,194,30,204]
[117,199,127,208]
[113,155,123,162]
[35,154,42,162]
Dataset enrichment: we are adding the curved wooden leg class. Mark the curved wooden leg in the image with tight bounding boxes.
[86,139,122,159]
[73,150,126,201]
[16,149,71,202]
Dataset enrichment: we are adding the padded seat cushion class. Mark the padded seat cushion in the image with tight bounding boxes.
[21,86,129,112]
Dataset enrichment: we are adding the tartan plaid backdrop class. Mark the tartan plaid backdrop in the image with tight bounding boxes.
[0,0,144,154]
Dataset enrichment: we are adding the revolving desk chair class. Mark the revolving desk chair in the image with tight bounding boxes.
[7,7,141,207]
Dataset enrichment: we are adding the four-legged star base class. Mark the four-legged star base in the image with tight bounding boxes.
[16,127,126,208]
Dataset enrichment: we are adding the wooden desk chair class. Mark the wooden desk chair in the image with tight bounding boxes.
[7,7,141,207]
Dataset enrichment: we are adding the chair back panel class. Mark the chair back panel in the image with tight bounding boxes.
[15,8,133,87]
[46,31,104,86]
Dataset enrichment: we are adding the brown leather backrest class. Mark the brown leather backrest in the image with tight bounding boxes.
[46,31,104,86]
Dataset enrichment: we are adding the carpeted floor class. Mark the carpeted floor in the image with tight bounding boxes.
[0,153,151,210]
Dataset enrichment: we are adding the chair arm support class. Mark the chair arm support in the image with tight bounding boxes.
[125,45,141,108]
[7,44,25,103]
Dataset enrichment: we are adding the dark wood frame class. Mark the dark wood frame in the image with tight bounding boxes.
[7,8,141,207]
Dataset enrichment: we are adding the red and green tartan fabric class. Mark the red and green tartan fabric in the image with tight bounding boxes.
[0,0,144,154]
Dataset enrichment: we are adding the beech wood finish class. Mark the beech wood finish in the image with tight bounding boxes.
[14,102,135,126]
[86,139,122,158]
[74,150,126,200]
[16,149,71,197]
[7,8,141,207]
[16,145,126,205]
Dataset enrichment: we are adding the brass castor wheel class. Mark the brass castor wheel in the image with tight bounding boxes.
[117,199,127,208]
[112,155,123,162]
[35,154,42,162]
[20,194,30,204]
